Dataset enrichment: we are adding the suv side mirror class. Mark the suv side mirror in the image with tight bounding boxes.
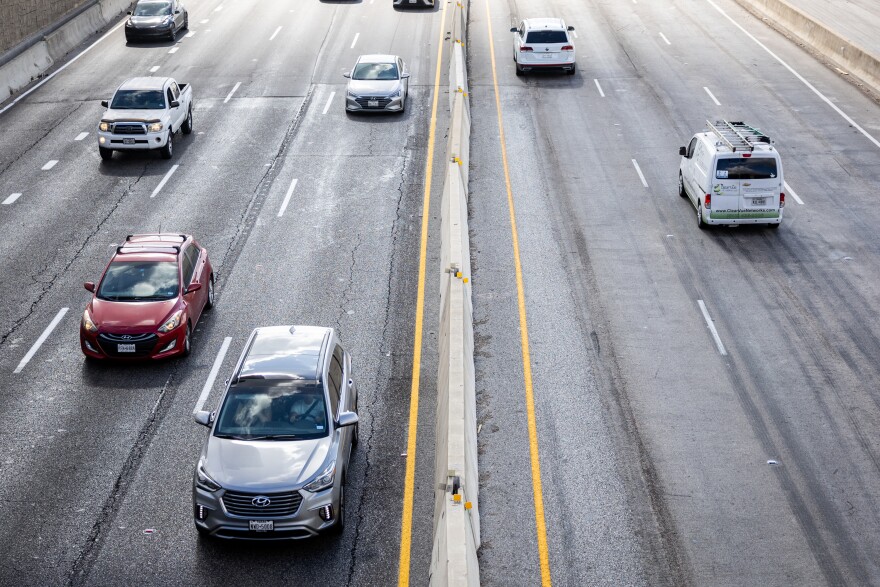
[84,282,96,292]
[401,72,410,79]
[679,146,687,157]
[510,27,518,33]
[567,25,575,31]
[170,100,180,108]
[194,410,213,427]
[342,72,351,78]
[336,412,359,428]
[127,10,132,14]
[100,100,109,108]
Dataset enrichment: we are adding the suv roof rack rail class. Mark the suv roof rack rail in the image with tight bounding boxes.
[125,233,187,242]
[116,245,181,255]
[706,120,771,152]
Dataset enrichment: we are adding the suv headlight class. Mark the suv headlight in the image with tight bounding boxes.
[303,461,336,493]
[196,463,221,492]
[82,309,98,332]
[147,122,163,133]
[99,122,110,132]
[158,310,183,333]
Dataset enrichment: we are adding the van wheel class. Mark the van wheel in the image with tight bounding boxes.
[697,204,707,230]
[678,174,687,198]
[768,221,781,230]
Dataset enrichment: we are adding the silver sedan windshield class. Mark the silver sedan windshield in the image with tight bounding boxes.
[352,62,399,80]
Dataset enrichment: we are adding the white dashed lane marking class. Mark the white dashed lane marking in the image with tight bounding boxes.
[150,164,180,198]
[42,160,58,171]
[3,193,22,205]
[659,32,671,45]
[193,336,233,414]
[75,132,89,141]
[594,79,605,97]
[278,178,298,217]
[224,82,241,104]
[698,299,728,356]
[631,159,648,187]
[703,86,721,106]
[270,26,282,41]
[13,308,69,374]
[351,33,360,49]
[785,181,804,205]
[322,91,335,114]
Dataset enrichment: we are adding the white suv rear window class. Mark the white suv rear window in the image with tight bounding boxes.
[526,30,568,43]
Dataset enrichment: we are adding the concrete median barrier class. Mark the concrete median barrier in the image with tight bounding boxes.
[430,1,480,585]
[737,0,880,95]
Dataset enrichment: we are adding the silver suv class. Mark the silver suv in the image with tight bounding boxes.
[192,325,359,539]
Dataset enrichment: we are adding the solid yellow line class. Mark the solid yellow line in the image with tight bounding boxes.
[484,0,553,585]
[397,2,448,586]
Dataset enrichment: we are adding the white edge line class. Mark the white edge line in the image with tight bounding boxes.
[278,178,298,217]
[698,299,728,356]
[593,78,605,97]
[14,308,69,373]
[269,26,282,41]
[703,86,721,106]
[705,0,880,150]
[193,336,232,414]
[0,20,127,116]
[223,81,242,104]
[659,32,671,45]
[322,91,336,114]
[150,164,180,198]
[3,193,22,205]
[350,32,360,49]
[631,158,648,187]
[784,181,804,205]
[75,132,89,141]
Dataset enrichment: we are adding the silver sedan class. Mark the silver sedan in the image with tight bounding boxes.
[344,54,410,113]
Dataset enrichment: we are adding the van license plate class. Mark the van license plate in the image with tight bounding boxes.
[249,520,273,532]
[752,197,766,206]
[123,138,135,145]
[368,100,379,108]
[117,344,136,353]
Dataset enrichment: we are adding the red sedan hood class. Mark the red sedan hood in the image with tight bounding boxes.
[90,298,179,332]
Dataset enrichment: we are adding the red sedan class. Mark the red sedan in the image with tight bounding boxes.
[80,234,214,360]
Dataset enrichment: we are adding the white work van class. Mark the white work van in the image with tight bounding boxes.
[678,120,784,229]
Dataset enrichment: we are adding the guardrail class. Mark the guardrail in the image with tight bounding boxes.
[429,1,480,585]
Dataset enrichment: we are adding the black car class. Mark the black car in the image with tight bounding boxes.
[125,0,188,42]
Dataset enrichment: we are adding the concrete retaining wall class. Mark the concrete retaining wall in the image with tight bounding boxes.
[429,1,480,585]
[0,0,90,54]
[0,0,131,100]
[737,0,880,95]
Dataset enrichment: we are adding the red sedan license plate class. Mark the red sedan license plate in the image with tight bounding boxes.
[249,520,273,532]
[117,343,136,353]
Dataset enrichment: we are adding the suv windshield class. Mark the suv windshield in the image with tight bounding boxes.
[133,1,172,16]
[352,62,399,80]
[214,382,329,440]
[526,30,568,43]
[97,261,179,301]
[110,90,165,109]
[715,157,778,180]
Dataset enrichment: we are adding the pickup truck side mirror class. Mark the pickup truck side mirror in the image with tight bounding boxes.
[175,9,180,13]
[84,282,96,293]
[679,146,687,157]
[342,72,351,78]
[100,100,109,108]
[170,100,180,108]
[401,73,410,79]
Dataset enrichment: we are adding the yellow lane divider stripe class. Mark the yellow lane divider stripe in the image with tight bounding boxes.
[484,0,553,584]
[397,1,449,585]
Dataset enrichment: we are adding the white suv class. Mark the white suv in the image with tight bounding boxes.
[511,18,576,76]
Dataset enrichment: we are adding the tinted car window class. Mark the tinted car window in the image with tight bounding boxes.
[133,1,172,16]
[715,157,778,180]
[181,251,195,285]
[526,30,568,43]
[110,90,165,109]
[97,261,178,301]
[352,62,399,80]
[214,382,328,440]
[327,357,342,416]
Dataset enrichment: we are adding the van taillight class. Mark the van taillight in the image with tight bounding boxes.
[704,194,711,209]
[561,45,574,51]
[780,192,785,208]
[520,46,533,52]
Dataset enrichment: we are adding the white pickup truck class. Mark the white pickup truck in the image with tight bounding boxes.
[98,77,193,161]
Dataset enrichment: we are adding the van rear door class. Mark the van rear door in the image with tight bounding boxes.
[713,156,781,221]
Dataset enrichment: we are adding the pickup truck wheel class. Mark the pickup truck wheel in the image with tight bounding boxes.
[182,107,193,135]
[99,147,113,161]
[160,132,173,159]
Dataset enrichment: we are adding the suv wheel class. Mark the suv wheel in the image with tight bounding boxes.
[331,483,345,535]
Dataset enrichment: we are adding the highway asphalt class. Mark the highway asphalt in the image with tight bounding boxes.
[0,0,446,585]
[469,0,880,585]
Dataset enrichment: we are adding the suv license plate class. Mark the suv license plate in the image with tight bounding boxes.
[368,100,379,108]
[123,138,135,145]
[541,53,555,59]
[752,197,766,206]
[117,343,136,353]
[249,520,273,532]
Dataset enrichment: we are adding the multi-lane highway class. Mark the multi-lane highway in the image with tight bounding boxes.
[4,0,880,585]
[0,0,446,585]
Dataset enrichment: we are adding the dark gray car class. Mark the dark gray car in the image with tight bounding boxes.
[125,0,188,42]
[192,325,359,539]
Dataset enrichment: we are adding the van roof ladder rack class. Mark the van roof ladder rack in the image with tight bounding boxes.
[706,120,771,152]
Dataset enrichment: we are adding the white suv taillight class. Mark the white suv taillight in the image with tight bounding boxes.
[561,45,574,51]
[520,46,533,52]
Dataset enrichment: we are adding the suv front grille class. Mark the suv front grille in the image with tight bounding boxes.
[97,332,158,357]
[112,123,146,135]
[223,490,303,517]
